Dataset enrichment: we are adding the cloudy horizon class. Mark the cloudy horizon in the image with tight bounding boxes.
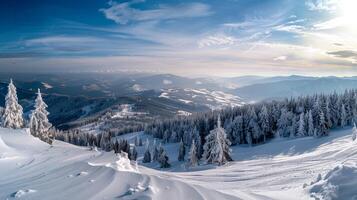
[1,0,356,77]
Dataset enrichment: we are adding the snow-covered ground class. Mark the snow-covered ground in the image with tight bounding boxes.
[1,127,357,199]
[0,128,234,200]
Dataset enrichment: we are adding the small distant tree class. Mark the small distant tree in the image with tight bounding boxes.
[2,79,24,129]
[203,115,232,165]
[352,123,357,141]
[178,139,185,161]
[188,139,198,167]
[29,89,53,144]
[307,110,314,136]
[130,146,138,161]
[152,142,160,162]
[341,104,347,128]
[297,113,306,137]
[158,147,170,168]
[143,141,151,163]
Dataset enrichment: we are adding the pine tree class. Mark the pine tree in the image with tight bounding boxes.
[289,115,297,138]
[308,110,314,136]
[259,105,269,142]
[2,79,24,129]
[158,147,170,168]
[152,142,160,162]
[203,116,232,165]
[178,139,185,161]
[352,123,357,141]
[130,146,138,161]
[318,110,328,136]
[188,139,198,167]
[297,113,306,137]
[231,116,244,145]
[143,140,151,163]
[341,103,347,128]
[29,89,53,144]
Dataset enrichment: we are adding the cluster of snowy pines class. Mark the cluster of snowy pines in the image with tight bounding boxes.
[146,89,357,166]
[1,79,53,144]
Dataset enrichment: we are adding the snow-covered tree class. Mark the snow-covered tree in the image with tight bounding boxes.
[2,79,24,129]
[29,89,52,144]
[152,142,160,162]
[203,116,232,165]
[318,110,328,136]
[188,139,198,167]
[259,105,269,142]
[230,116,244,145]
[143,140,151,163]
[341,103,347,128]
[352,123,357,141]
[297,113,306,137]
[178,139,185,161]
[158,147,170,168]
[289,115,297,138]
[307,110,314,136]
[130,146,137,161]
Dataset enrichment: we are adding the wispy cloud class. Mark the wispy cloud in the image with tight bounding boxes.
[305,0,338,11]
[100,1,212,25]
[198,35,236,48]
[273,56,287,61]
[327,50,357,63]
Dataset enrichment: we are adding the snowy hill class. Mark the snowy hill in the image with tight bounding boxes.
[2,127,357,199]
[0,128,235,200]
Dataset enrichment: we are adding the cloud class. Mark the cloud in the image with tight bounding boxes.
[198,35,236,48]
[273,56,287,61]
[327,50,357,59]
[305,0,338,11]
[100,1,212,24]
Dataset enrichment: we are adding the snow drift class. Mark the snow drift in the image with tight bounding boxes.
[308,162,357,200]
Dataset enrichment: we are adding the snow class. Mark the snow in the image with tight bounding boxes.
[111,104,147,119]
[307,162,357,200]
[132,84,145,91]
[41,82,53,89]
[0,128,234,200]
[177,110,192,116]
[159,92,170,99]
[163,79,172,85]
[2,127,357,199]
[178,99,193,104]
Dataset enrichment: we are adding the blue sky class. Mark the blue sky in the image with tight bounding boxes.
[0,0,356,76]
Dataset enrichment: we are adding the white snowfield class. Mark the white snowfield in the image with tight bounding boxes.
[1,127,357,199]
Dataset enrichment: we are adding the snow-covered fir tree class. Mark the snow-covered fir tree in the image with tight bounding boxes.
[178,139,185,161]
[297,113,306,137]
[158,147,170,168]
[152,142,160,162]
[307,110,314,136]
[203,116,232,165]
[130,146,137,161]
[29,89,53,144]
[143,139,151,163]
[188,139,199,167]
[258,105,269,142]
[352,123,357,141]
[2,79,24,129]
[318,110,328,136]
[341,103,347,128]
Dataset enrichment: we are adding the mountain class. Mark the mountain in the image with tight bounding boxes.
[233,77,357,101]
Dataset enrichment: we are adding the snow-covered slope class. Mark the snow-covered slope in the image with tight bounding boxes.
[0,128,235,200]
[2,127,357,199]
[118,128,357,199]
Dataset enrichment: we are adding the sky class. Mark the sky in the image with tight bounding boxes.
[0,0,356,77]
